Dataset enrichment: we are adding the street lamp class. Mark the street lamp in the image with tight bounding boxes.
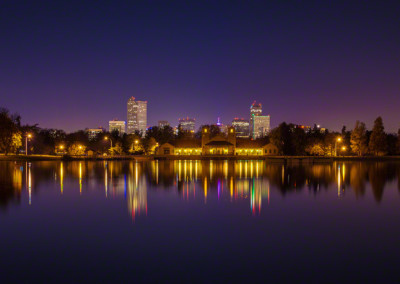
[25,133,32,155]
[341,146,346,156]
[104,136,113,148]
[104,136,113,156]
[335,137,342,156]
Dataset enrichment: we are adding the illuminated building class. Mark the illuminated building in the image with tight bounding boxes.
[249,101,270,139]
[86,128,104,140]
[157,126,278,156]
[250,101,262,116]
[251,115,270,139]
[127,97,147,135]
[232,118,250,137]
[109,120,126,135]
[178,117,196,133]
[158,120,170,128]
[292,124,312,133]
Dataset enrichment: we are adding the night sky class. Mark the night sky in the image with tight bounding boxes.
[1,1,399,132]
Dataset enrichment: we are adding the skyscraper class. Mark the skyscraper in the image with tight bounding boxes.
[178,117,196,133]
[127,97,147,135]
[250,101,270,139]
[232,118,250,137]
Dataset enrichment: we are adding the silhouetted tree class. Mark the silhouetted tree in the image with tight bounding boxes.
[369,116,387,155]
[350,121,367,156]
[0,108,21,155]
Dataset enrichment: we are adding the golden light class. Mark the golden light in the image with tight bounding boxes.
[342,146,346,151]
[337,137,342,142]
[79,145,82,149]
[59,145,64,149]
[204,129,207,133]
[104,136,108,140]
[230,128,234,133]
[27,133,32,138]
[135,140,139,144]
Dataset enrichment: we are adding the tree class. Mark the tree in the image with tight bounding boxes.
[269,123,294,155]
[68,144,86,155]
[306,144,324,156]
[291,127,307,155]
[369,117,387,156]
[350,121,367,156]
[110,142,123,155]
[386,133,398,155]
[145,126,175,145]
[11,132,22,153]
[397,129,400,154]
[0,108,21,155]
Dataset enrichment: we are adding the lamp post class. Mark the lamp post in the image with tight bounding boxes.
[104,136,112,155]
[25,133,32,155]
[335,137,342,156]
[341,146,346,157]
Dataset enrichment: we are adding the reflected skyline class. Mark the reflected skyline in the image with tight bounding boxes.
[1,160,400,218]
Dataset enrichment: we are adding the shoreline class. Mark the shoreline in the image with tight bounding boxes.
[1,154,400,162]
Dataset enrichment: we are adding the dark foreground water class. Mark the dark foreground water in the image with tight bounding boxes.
[1,160,400,283]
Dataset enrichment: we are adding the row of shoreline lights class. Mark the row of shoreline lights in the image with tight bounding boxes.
[25,133,143,155]
[26,134,346,155]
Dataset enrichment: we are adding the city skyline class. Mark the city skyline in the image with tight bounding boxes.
[1,2,400,132]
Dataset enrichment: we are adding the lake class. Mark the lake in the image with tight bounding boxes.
[1,160,400,283]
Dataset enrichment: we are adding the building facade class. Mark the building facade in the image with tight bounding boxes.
[127,97,147,135]
[157,126,278,156]
[251,115,270,139]
[249,101,270,139]
[158,120,170,128]
[109,120,126,135]
[231,118,250,137]
[178,117,196,133]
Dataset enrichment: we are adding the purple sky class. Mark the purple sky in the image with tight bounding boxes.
[1,1,400,132]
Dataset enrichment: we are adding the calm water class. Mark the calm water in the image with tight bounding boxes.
[1,160,400,283]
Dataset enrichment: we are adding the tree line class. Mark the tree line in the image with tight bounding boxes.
[0,107,399,156]
[269,117,400,156]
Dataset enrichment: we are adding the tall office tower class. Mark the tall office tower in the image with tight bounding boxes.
[127,97,147,135]
[158,120,170,128]
[109,120,126,135]
[251,115,270,138]
[178,117,196,133]
[231,118,250,137]
[250,101,270,139]
[250,101,262,116]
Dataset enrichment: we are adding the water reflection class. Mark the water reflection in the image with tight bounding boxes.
[1,160,400,217]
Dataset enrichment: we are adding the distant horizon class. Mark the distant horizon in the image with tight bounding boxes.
[4,102,397,134]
